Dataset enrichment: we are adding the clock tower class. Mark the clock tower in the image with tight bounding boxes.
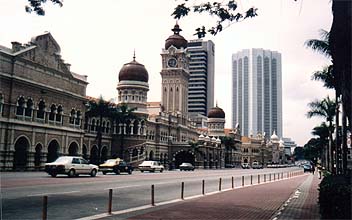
[160,24,190,117]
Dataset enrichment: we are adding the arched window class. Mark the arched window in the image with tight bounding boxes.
[37,100,45,119]
[96,119,100,131]
[102,121,106,133]
[91,119,96,131]
[16,96,25,116]
[106,121,110,133]
[25,98,33,117]
[75,110,81,125]
[69,109,76,124]
[49,104,56,121]
[56,105,63,122]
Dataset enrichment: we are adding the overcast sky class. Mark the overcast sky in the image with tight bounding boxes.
[1,0,333,146]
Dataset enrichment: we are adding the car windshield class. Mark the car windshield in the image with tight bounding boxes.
[54,157,71,163]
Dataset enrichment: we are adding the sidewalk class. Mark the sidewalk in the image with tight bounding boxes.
[273,173,321,220]
[104,173,321,220]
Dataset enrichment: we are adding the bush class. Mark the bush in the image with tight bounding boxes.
[319,174,352,219]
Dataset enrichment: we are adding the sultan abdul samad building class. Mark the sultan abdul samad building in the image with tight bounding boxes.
[0,25,285,171]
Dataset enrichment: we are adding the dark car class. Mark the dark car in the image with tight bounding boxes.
[179,163,195,171]
[99,159,133,175]
[303,164,313,173]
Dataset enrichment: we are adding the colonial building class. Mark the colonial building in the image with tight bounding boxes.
[0,33,90,170]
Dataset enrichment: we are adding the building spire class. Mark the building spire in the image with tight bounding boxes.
[133,49,136,61]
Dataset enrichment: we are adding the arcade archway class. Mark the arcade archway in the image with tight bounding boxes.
[13,137,29,170]
[47,140,60,162]
[68,142,79,156]
[175,151,195,168]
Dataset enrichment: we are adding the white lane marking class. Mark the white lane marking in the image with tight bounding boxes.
[28,190,80,197]
[104,184,142,190]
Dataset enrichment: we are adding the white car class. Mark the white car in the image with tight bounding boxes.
[45,156,99,177]
[138,161,164,172]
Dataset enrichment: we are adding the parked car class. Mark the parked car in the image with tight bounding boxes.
[179,163,195,171]
[252,162,263,169]
[303,164,314,173]
[138,161,164,172]
[241,163,250,169]
[99,158,133,175]
[45,156,99,177]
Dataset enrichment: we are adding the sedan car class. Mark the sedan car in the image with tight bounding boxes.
[45,156,99,177]
[303,164,314,173]
[99,158,133,175]
[138,161,164,172]
[179,163,195,171]
[241,163,250,169]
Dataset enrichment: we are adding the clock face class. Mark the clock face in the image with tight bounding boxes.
[167,58,177,67]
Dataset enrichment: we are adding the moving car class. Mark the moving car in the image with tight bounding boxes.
[45,156,99,177]
[99,158,133,175]
[252,161,263,169]
[138,161,164,172]
[303,164,314,173]
[179,163,195,171]
[241,163,250,169]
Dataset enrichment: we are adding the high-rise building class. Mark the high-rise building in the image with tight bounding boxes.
[187,39,215,117]
[232,48,282,138]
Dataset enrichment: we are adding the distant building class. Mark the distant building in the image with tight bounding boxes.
[232,49,282,138]
[187,39,215,117]
[282,137,297,156]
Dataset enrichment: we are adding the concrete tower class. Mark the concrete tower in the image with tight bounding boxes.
[232,48,282,138]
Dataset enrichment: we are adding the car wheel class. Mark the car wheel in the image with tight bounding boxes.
[102,171,107,175]
[114,169,121,175]
[50,172,57,177]
[141,170,144,173]
[90,169,97,177]
[160,169,163,173]
[151,168,155,172]
[128,170,132,175]
[68,169,75,177]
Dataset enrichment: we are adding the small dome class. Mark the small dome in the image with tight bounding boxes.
[270,131,279,141]
[208,106,225,118]
[118,57,148,82]
[165,24,188,49]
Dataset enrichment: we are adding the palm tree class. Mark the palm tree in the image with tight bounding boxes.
[311,123,330,168]
[307,96,336,172]
[305,29,330,58]
[113,104,137,160]
[86,96,115,164]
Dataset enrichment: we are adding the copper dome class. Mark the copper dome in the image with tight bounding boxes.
[118,59,148,82]
[165,24,188,49]
[208,106,225,118]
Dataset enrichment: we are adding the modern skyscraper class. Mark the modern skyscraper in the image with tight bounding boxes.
[187,39,215,117]
[232,48,282,138]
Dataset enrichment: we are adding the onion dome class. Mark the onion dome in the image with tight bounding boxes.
[211,136,217,143]
[165,24,188,49]
[270,131,279,141]
[198,134,205,141]
[118,55,149,82]
[208,105,225,119]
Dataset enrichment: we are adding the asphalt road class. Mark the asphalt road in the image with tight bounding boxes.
[1,167,301,220]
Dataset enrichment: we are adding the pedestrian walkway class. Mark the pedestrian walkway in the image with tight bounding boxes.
[273,173,321,220]
[104,174,316,220]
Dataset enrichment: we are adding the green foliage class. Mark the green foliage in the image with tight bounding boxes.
[319,173,352,219]
[172,1,258,37]
[25,0,63,15]
[305,29,331,58]
[307,96,337,124]
[293,146,304,160]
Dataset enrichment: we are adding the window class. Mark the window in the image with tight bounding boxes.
[25,98,33,117]
[69,109,76,124]
[72,158,80,164]
[106,122,110,133]
[37,100,45,119]
[56,105,63,122]
[75,110,81,125]
[16,97,25,116]
[49,104,56,121]
[91,119,96,131]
